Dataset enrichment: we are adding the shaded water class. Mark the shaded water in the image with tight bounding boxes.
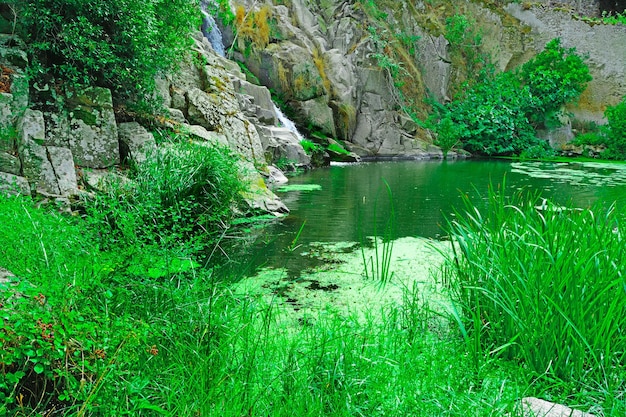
[226,159,626,278]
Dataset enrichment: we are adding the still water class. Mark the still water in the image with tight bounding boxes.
[227,159,626,277]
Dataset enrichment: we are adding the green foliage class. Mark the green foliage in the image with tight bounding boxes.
[17,0,201,105]
[432,39,590,156]
[0,196,153,414]
[206,0,236,27]
[444,186,626,386]
[519,38,592,125]
[434,116,463,158]
[603,98,626,159]
[85,140,245,248]
[437,71,544,155]
[300,139,322,155]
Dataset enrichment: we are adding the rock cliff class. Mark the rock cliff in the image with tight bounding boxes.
[224,0,625,158]
[1,0,625,200]
[0,30,311,214]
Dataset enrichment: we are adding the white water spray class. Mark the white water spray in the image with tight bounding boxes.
[274,105,305,141]
[201,0,225,56]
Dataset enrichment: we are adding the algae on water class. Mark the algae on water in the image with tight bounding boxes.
[276,184,322,192]
[233,237,452,330]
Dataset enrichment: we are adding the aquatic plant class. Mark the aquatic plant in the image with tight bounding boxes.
[443,184,626,388]
[361,179,395,286]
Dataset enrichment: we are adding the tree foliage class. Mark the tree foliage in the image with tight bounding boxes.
[432,39,591,156]
[16,0,201,104]
[602,97,626,159]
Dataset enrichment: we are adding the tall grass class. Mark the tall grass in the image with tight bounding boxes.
[85,140,244,248]
[444,185,626,389]
[1,195,532,416]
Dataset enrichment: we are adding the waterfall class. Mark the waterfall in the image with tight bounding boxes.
[201,0,225,56]
[200,1,305,141]
[274,105,305,141]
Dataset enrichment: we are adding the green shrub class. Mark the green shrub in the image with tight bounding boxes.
[603,97,626,159]
[85,141,245,247]
[17,0,200,105]
[519,38,592,126]
[432,39,590,156]
[434,116,464,158]
[441,71,543,155]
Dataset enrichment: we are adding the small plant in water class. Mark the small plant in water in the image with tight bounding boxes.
[361,179,395,286]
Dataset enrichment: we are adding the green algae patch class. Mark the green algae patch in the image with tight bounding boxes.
[511,161,626,187]
[276,184,322,192]
[233,237,452,330]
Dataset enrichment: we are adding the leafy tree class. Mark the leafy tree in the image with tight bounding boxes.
[519,38,592,127]
[432,38,590,157]
[602,97,626,159]
[16,0,201,105]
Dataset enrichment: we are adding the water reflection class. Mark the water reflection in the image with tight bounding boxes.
[220,159,626,278]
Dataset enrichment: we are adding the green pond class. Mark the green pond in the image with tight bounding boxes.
[228,159,626,279]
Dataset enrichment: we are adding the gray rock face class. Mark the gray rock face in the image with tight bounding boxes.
[226,0,625,157]
[67,87,120,168]
[16,111,79,195]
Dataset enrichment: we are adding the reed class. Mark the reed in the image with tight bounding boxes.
[444,184,626,387]
[361,179,395,286]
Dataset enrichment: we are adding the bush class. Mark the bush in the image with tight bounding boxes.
[603,97,626,159]
[86,141,245,247]
[442,71,543,155]
[432,39,591,156]
[17,0,200,105]
[519,38,592,127]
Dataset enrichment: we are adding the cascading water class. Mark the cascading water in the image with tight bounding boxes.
[201,1,305,141]
[274,105,305,141]
[201,0,225,57]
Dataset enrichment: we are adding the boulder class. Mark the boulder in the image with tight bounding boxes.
[297,96,336,137]
[518,397,596,417]
[238,161,289,215]
[118,122,157,164]
[44,146,78,195]
[265,165,289,186]
[257,125,311,167]
[17,109,46,181]
[233,78,279,124]
[185,124,229,147]
[0,172,29,196]
[66,87,120,168]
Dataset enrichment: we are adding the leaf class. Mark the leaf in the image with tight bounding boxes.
[33,363,45,374]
